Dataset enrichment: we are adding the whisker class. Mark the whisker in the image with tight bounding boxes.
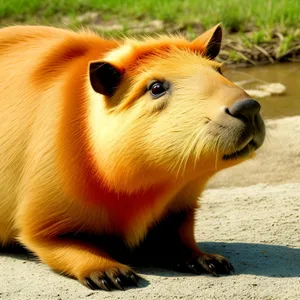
[193,131,210,171]
[181,128,204,176]
[169,126,204,179]
[175,128,201,179]
[214,136,221,172]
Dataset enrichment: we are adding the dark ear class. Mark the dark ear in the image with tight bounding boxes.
[89,61,122,96]
[192,23,222,59]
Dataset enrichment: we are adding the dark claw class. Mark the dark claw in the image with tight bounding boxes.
[100,278,111,291]
[208,263,220,277]
[128,274,139,286]
[227,262,234,273]
[221,260,234,274]
[122,270,139,286]
[208,263,216,272]
[221,261,230,274]
[187,263,200,274]
[84,278,98,290]
[176,254,234,277]
[114,277,125,290]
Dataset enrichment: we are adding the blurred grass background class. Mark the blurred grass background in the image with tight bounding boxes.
[1,0,299,31]
[0,0,299,66]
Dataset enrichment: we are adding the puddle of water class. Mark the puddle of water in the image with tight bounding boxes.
[224,62,300,119]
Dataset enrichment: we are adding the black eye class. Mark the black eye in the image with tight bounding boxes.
[149,82,167,99]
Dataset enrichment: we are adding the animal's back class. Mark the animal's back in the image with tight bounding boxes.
[0,26,115,244]
[0,27,61,242]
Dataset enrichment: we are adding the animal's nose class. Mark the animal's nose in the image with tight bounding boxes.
[226,99,261,121]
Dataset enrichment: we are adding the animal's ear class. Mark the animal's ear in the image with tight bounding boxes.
[89,61,123,96]
[192,23,222,59]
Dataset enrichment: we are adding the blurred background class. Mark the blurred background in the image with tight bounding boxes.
[1,0,299,66]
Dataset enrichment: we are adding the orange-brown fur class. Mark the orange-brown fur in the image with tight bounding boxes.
[0,24,262,289]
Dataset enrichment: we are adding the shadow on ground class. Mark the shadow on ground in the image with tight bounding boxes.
[0,244,37,262]
[1,242,299,279]
[138,242,300,278]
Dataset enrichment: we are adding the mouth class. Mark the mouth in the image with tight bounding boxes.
[222,139,257,160]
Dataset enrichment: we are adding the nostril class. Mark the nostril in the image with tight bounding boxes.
[227,99,261,121]
[224,107,231,115]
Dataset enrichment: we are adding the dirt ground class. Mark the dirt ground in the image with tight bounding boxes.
[1,116,299,300]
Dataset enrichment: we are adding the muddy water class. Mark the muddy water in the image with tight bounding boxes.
[224,63,300,119]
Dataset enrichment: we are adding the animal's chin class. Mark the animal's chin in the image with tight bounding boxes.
[222,139,257,160]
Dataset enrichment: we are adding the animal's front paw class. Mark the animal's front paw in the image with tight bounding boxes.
[79,264,140,291]
[176,253,234,276]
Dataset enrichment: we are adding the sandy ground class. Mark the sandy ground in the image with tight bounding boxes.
[1,117,300,300]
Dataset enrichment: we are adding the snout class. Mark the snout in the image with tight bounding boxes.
[222,99,265,160]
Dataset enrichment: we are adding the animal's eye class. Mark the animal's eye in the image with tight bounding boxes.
[149,82,167,99]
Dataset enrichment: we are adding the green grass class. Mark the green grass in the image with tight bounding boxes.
[0,0,299,32]
[0,0,299,65]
